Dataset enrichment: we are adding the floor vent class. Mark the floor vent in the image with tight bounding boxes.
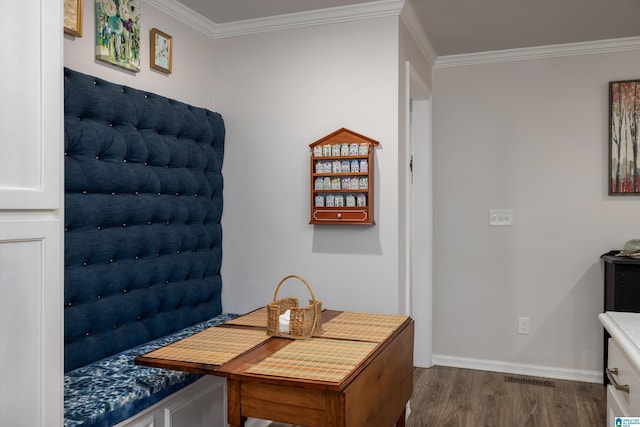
[504,375,556,387]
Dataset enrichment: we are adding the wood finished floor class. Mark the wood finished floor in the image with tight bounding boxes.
[269,365,606,427]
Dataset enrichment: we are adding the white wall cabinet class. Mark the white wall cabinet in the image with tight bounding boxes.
[600,312,640,421]
[0,0,63,426]
[607,338,640,420]
[0,0,62,210]
[0,220,62,426]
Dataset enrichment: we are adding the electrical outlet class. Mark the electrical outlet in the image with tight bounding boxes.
[518,317,530,335]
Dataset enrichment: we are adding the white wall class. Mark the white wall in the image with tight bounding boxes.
[64,0,215,109]
[432,48,640,380]
[215,17,402,316]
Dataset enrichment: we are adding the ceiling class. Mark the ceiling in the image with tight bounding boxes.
[175,0,640,56]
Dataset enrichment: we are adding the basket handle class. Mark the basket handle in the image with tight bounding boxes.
[273,275,317,303]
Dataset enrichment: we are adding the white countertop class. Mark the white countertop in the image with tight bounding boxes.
[600,311,640,375]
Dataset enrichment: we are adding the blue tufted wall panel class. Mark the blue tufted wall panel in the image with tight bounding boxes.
[64,68,225,372]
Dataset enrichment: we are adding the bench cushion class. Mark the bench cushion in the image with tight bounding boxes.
[64,313,237,427]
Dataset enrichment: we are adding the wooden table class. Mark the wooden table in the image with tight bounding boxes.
[136,309,414,427]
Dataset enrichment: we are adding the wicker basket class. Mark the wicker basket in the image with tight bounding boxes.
[267,275,322,339]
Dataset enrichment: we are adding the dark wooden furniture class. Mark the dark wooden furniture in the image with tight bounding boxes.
[136,310,414,427]
[601,251,640,383]
[309,128,379,225]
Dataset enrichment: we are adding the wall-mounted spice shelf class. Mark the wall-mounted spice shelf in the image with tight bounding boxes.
[309,128,379,225]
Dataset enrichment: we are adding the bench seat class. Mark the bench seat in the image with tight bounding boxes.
[64,313,238,427]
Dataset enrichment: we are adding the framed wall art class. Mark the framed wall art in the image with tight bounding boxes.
[64,0,83,37]
[610,79,640,194]
[150,28,172,74]
[95,0,141,72]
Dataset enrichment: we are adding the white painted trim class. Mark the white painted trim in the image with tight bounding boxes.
[400,1,436,67]
[146,0,404,39]
[434,36,640,68]
[405,61,432,369]
[432,354,602,384]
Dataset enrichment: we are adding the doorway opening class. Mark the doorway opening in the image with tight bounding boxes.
[404,61,432,368]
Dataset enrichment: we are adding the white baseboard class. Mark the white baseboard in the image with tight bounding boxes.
[431,354,602,384]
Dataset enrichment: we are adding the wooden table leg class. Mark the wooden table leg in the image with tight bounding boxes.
[227,379,246,427]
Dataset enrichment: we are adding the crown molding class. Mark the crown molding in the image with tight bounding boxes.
[400,0,436,67]
[146,0,405,39]
[144,0,218,38]
[214,0,404,38]
[434,36,640,68]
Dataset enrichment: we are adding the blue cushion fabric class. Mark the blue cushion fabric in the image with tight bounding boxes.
[64,313,238,427]
[63,68,226,372]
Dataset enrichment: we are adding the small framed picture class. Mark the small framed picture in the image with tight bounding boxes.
[150,28,172,74]
[64,0,83,37]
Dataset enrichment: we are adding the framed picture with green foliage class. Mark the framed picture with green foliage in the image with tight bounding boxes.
[95,0,141,72]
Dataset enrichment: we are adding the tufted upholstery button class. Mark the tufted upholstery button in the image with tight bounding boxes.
[144,162,148,166]
[165,220,170,225]
[93,80,97,85]
[97,226,101,230]
[64,152,68,156]
[109,122,113,127]
[113,324,118,329]
[137,315,142,320]
[82,190,87,194]
[135,191,139,195]
[165,165,169,168]
[123,288,127,293]
[86,331,90,336]
[176,250,181,254]
[134,256,139,260]
[156,252,160,257]
[175,192,179,196]
[109,258,114,263]
[64,227,68,231]
[165,280,169,284]
[96,155,100,160]
[111,192,116,196]
[147,221,152,225]
[122,223,127,227]
[123,159,127,163]
[97,295,101,299]
[82,261,88,266]
[157,192,161,196]
[194,193,198,197]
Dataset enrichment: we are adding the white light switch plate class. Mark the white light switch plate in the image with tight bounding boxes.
[489,209,514,226]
